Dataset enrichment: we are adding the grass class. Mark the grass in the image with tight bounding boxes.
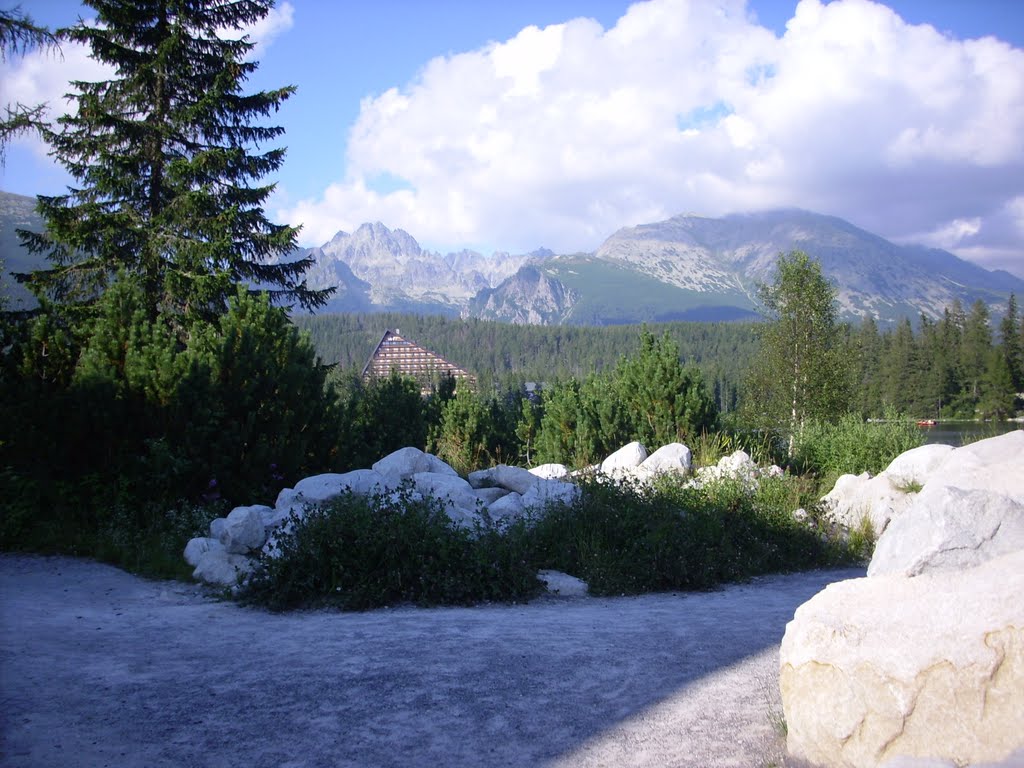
[894,479,923,494]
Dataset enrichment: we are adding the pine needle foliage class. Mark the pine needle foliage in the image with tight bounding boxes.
[16,0,331,322]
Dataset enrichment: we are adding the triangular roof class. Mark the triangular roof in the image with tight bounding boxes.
[361,329,475,391]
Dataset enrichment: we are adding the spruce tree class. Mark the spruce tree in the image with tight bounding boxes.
[960,299,993,405]
[999,294,1022,393]
[0,7,59,163]
[18,0,330,322]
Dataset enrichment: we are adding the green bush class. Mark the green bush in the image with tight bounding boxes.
[529,473,850,597]
[0,282,341,575]
[791,409,923,478]
[241,485,544,611]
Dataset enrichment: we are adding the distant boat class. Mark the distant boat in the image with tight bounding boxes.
[916,419,937,427]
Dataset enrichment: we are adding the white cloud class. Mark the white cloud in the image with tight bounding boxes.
[228,0,295,57]
[0,35,110,158]
[280,0,1024,278]
[0,2,295,159]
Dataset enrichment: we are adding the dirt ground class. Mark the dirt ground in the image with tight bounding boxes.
[0,554,863,768]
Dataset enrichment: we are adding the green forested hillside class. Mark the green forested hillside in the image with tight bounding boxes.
[297,297,1024,422]
[294,312,764,411]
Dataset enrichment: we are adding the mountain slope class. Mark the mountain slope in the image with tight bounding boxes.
[0,191,43,310]
[301,222,540,314]
[585,209,1024,324]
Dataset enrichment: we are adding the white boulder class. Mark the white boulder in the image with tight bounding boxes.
[690,450,761,490]
[412,472,479,523]
[473,487,509,506]
[192,548,254,587]
[639,442,692,476]
[529,463,569,480]
[372,447,458,484]
[821,472,916,535]
[538,570,588,597]
[925,430,1024,502]
[881,443,954,489]
[183,536,223,567]
[601,441,648,474]
[487,491,526,524]
[293,469,388,503]
[780,549,1024,768]
[468,464,539,494]
[867,485,1024,577]
[218,505,269,554]
[521,478,580,510]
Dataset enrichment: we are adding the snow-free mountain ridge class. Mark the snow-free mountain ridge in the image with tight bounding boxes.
[295,209,1024,325]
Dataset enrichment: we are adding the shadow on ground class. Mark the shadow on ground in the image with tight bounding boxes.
[0,555,863,767]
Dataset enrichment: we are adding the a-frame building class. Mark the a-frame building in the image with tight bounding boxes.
[361,329,476,393]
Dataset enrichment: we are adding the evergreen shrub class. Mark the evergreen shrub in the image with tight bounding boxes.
[0,284,340,575]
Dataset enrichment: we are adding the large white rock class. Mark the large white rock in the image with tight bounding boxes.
[487,491,525,524]
[412,472,479,523]
[925,430,1024,502]
[218,505,268,554]
[468,464,539,494]
[780,550,1024,768]
[372,447,458,484]
[473,487,509,506]
[183,536,223,567]
[529,463,569,480]
[689,450,760,490]
[821,472,916,535]
[538,570,588,597]
[601,441,648,473]
[881,443,954,489]
[293,469,388,503]
[867,485,1024,577]
[192,548,254,586]
[639,442,692,476]
[521,478,580,510]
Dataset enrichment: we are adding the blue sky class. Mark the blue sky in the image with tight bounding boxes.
[3,0,1024,277]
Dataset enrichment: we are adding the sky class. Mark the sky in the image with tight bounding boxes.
[2,0,1024,278]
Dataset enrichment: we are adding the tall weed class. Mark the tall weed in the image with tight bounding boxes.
[791,409,923,478]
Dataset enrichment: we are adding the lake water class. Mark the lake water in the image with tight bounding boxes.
[918,420,1023,447]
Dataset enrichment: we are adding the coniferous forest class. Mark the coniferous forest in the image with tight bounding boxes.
[295,292,1024,423]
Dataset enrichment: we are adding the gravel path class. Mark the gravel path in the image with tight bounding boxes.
[0,555,862,768]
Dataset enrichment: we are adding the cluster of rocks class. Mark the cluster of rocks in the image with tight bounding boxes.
[780,430,1024,768]
[185,440,780,588]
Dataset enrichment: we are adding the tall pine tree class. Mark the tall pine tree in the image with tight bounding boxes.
[18,0,330,322]
[1000,294,1022,394]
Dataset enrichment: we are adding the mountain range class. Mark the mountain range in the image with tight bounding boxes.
[4,189,1022,325]
[296,208,1023,325]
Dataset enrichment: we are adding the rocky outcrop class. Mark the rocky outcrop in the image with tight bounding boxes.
[467,265,579,325]
[782,431,1024,768]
